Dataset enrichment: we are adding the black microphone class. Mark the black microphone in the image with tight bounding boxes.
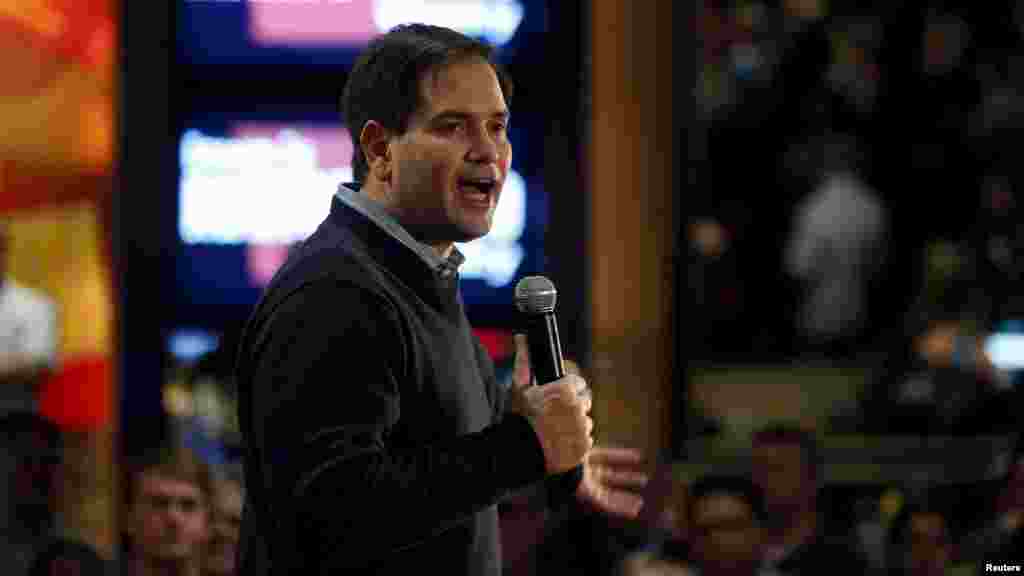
[514,276,565,385]
[514,276,584,490]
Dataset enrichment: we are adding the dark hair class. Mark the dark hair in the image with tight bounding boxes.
[125,442,213,509]
[753,423,821,480]
[341,23,514,184]
[688,474,766,527]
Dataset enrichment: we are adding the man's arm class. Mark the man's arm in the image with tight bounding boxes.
[244,281,548,565]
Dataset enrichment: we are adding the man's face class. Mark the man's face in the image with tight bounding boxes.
[206,479,243,576]
[691,493,762,575]
[133,472,208,562]
[387,57,512,244]
[906,513,949,576]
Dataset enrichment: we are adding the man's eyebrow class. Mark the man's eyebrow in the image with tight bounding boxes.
[431,109,510,122]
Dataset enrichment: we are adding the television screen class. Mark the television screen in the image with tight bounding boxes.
[177,0,536,67]
[174,112,548,328]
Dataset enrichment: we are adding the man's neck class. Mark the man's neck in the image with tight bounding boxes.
[135,554,200,576]
[358,181,454,260]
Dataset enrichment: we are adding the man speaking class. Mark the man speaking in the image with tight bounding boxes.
[234,23,648,574]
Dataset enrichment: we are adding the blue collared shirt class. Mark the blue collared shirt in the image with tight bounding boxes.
[335,184,465,279]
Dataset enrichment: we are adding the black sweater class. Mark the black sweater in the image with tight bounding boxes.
[234,196,552,575]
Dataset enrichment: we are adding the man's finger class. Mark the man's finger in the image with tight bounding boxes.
[594,465,649,489]
[571,375,588,396]
[600,489,644,519]
[588,445,647,466]
[513,334,533,388]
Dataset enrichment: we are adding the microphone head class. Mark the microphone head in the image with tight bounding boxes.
[514,276,557,315]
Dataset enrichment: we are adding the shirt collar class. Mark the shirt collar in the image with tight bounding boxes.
[335,183,464,278]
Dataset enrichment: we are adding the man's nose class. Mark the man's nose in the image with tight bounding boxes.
[467,128,500,164]
[167,505,187,526]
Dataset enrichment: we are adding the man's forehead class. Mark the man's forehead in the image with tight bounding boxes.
[139,472,203,497]
[418,58,507,117]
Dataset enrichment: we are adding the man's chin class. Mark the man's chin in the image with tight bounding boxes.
[453,221,493,243]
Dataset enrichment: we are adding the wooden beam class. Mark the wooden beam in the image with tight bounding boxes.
[589,0,677,458]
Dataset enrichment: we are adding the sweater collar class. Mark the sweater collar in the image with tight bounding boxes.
[334,184,465,278]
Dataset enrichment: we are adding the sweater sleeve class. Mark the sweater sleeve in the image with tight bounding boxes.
[471,332,582,507]
[243,280,547,566]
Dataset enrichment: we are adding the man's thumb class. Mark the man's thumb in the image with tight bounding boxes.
[513,334,533,388]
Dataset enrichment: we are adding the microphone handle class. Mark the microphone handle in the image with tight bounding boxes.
[525,313,565,384]
[523,312,584,491]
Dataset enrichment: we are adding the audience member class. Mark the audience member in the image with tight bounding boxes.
[122,443,210,576]
[203,462,243,576]
[785,131,887,361]
[0,221,59,415]
[751,424,867,575]
[0,411,63,576]
[885,494,954,576]
[686,474,780,576]
[962,435,1024,564]
[619,464,691,575]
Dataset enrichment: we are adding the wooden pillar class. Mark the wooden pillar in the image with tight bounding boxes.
[589,0,677,458]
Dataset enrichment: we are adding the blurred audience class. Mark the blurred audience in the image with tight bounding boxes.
[961,435,1024,565]
[122,443,210,576]
[785,131,887,361]
[0,412,64,576]
[750,424,866,575]
[885,493,954,576]
[203,461,243,576]
[686,474,779,576]
[0,222,59,414]
[619,465,691,575]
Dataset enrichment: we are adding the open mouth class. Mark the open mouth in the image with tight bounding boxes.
[458,177,497,205]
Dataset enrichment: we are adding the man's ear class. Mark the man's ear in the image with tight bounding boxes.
[359,120,392,183]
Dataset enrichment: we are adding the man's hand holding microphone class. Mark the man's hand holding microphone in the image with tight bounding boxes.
[509,276,648,519]
[509,338,594,475]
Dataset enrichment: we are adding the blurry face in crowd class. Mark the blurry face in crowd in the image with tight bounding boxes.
[205,479,243,576]
[133,472,208,562]
[905,512,950,576]
[691,493,763,576]
[751,442,812,517]
[369,56,512,249]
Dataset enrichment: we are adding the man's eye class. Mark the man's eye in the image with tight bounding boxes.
[438,122,463,133]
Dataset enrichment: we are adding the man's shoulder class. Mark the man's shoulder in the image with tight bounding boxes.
[265,223,384,296]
